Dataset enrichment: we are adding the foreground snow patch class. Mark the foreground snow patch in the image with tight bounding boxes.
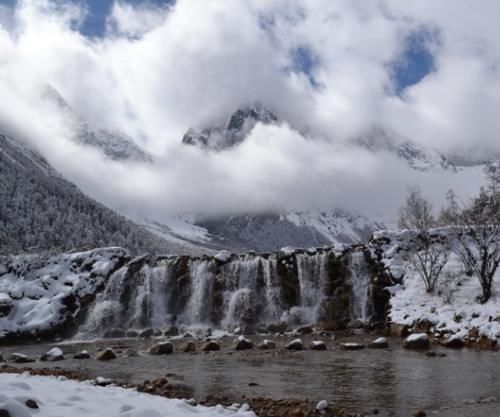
[0,373,256,417]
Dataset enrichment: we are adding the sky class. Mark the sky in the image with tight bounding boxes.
[0,0,498,222]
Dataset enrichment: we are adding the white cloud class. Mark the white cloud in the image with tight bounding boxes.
[0,0,498,222]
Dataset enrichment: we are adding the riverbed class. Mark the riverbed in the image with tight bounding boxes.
[1,335,499,417]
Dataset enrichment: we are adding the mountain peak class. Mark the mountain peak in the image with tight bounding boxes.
[182,103,278,150]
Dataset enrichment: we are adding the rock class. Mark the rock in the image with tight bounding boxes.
[0,353,3,362]
[149,342,174,355]
[403,334,430,350]
[295,325,313,335]
[25,399,39,409]
[316,400,328,412]
[9,353,35,363]
[310,340,327,351]
[0,410,10,417]
[267,322,288,333]
[348,319,364,329]
[73,350,91,360]
[95,376,114,387]
[390,323,410,337]
[414,410,427,417]
[340,342,365,350]
[443,335,465,349]
[286,339,304,351]
[214,250,232,263]
[40,347,64,362]
[123,349,139,358]
[258,339,276,350]
[164,326,180,337]
[202,341,220,352]
[415,319,433,333]
[103,328,125,338]
[140,328,154,338]
[96,348,117,361]
[182,341,196,353]
[126,330,139,338]
[0,293,13,318]
[183,332,194,339]
[233,336,254,350]
[368,337,389,349]
[426,351,437,357]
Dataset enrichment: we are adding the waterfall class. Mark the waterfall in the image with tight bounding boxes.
[288,252,329,324]
[75,247,378,338]
[348,249,373,323]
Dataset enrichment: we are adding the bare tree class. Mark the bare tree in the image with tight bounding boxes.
[454,177,500,303]
[399,186,449,293]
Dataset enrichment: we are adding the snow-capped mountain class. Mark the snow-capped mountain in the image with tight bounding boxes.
[182,103,278,150]
[0,130,191,255]
[354,127,455,172]
[43,86,152,162]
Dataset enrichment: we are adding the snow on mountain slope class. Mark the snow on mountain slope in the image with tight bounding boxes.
[354,127,455,172]
[43,86,152,162]
[0,131,189,255]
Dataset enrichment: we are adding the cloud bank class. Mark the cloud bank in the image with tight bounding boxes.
[0,0,499,221]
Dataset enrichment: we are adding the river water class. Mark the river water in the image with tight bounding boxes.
[1,336,499,417]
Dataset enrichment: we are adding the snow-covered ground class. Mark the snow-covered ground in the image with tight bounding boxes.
[372,229,500,341]
[0,373,256,417]
[0,248,127,338]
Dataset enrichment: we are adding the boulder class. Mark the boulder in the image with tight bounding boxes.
[390,323,410,337]
[103,328,125,338]
[9,353,35,364]
[258,339,276,350]
[202,341,220,352]
[41,347,64,362]
[310,340,327,351]
[0,410,10,417]
[214,250,232,263]
[316,400,328,413]
[182,341,196,353]
[340,343,365,351]
[443,335,465,349]
[164,326,180,337]
[0,353,3,362]
[126,330,139,338]
[96,348,117,361]
[295,325,314,335]
[286,339,304,351]
[140,328,154,338]
[24,399,39,409]
[368,337,389,349]
[403,334,430,350]
[0,293,13,318]
[95,377,114,387]
[73,350,91,360]
[149,342,174,355]
[267,322,288,333]
[233,336,254,351]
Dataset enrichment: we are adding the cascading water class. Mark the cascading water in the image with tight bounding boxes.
[76,247,380,338]
[348,249,373,323]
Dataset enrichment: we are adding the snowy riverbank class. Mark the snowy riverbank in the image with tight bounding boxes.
[0,372,256,417]
[373,229,500,344]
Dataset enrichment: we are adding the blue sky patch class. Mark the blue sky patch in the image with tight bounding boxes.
[390,28,438,95]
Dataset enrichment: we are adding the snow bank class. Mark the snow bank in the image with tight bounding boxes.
[0,373,256,417]
[0,248,128,338]
[372,229,500,341]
